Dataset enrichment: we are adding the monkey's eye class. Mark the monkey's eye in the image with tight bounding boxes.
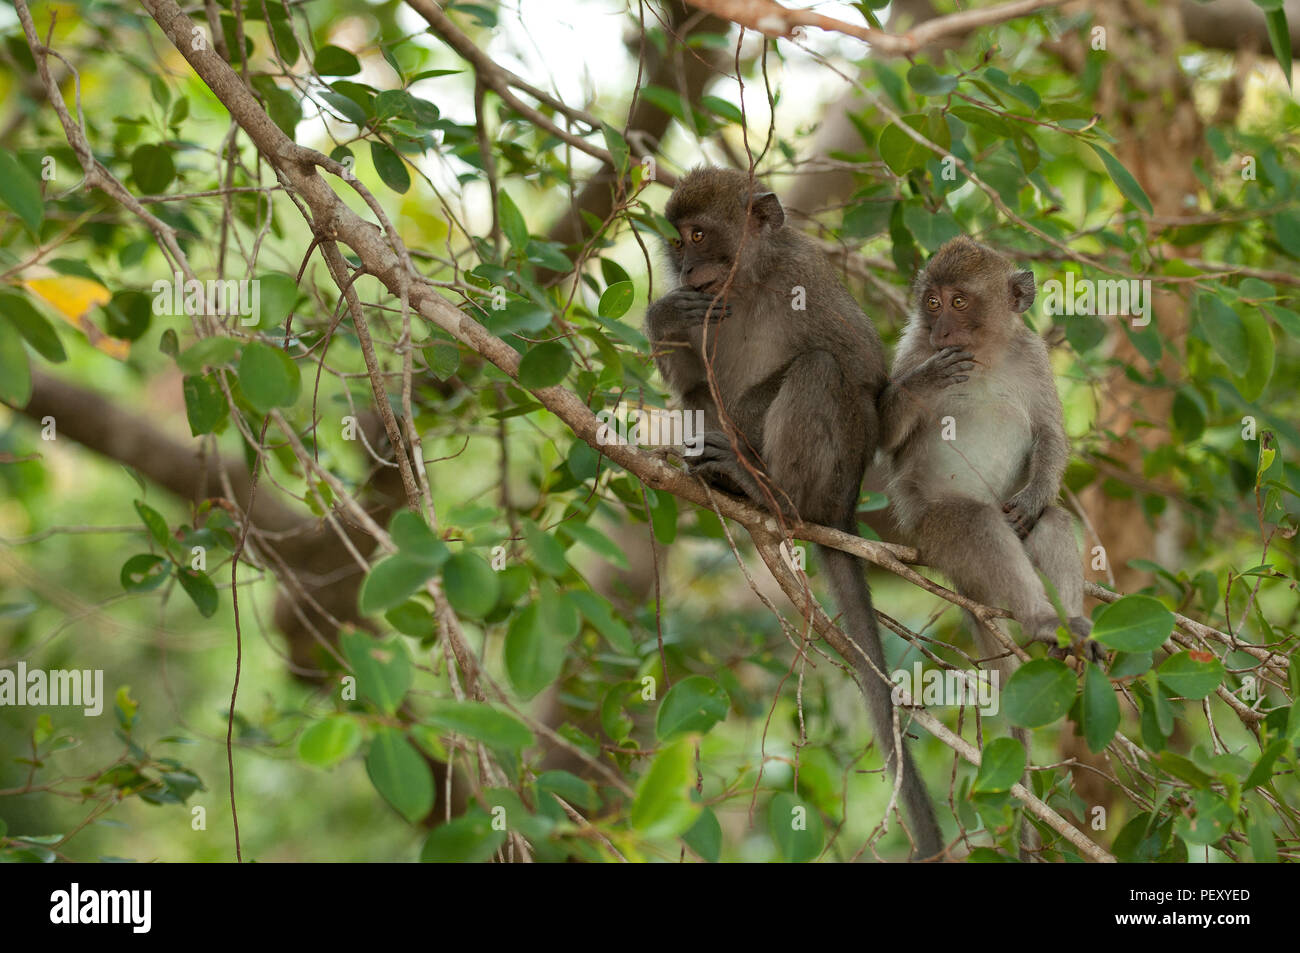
[670,237,683,249]
[925,295,941,311]
[690,228,705,243]
[951,294,968,310]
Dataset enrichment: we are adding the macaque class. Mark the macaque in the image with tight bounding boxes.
[645,167,944,859]
[879,236,1101,666]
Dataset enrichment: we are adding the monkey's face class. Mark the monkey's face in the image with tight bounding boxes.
[665,216,741,292]
[919,284,984,351]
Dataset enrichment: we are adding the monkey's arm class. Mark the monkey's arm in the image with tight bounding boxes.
[877,347,974,453]
[1003,400,1069,539]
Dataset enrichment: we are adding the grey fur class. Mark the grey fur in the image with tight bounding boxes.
[646,168,944,860]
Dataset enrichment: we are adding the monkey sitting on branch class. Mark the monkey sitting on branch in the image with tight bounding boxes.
[879,236,1103,670]
[644,166,944,860]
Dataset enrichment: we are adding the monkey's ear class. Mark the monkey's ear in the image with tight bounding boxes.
[748,191,785,229]
[1010,269,1036,313]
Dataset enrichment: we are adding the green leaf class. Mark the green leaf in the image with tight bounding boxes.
[119,554,170,593]
[420,809,506,862]
[358,555,437,615]
[1156,751,1214,788]
[134,499,172,550]
[1086,143,1154,215]
[366,726,433,823]
[629,737,701,839]
[1174,790,1233,846]
[389,511,450,567]
[504,602,567,700]
[1244,738,1287,790]
[767,792,824,862]
[971,737,1026,794]
[560,522,629,570]
[441,552,499,618]
[131,143,175,194]
[1233,304,1275,401]
[314,44,361,76]
[175,566,218,618]
[0,317,33,406]
[177,336,240,374]
[655,675,729,740]
[570,589,634,654]
[238,341,301,413]
[182,374,228,436]
[370,141,410,194]
[340,629,412,715]
[1248,813,1278,862]
[1156,651,1224,700]
[0,291,64,362]
[878,112,949,175]
[700,95,743,123]
[254,273,300,329]
[1112,813,1184,862]
[384,600,435,639]
[683,806,723,862]
[523,518,568,577]
[1197,296,1249,376]
[517,340,571,389]
[1091,595,1174,652]
[498,190,529,250]
[906,64,957,96]
[0,151,43,234]
[320,90,367,125]
[297,715,362,767]
[1080,661,1120,753]
[424,699,535,751]
[600,121,631,173]
[1003,658,1076,729]
[1263,8,1292,90]
[598,281,635,320]
[646,487,678,544]
[103,290,151,341]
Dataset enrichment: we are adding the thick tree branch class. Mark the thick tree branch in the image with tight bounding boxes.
[680,0,1064,54]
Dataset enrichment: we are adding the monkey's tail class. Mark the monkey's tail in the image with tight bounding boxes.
[819,544,945,861]
[971,623,1041,862]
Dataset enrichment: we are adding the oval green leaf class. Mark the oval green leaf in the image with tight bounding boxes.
[655,675,729,740]
[1004,658,1076,729]
[1091,595,1175,652]
[297,715,362,767]
[971,737,1026,794]
[366,726,433,823]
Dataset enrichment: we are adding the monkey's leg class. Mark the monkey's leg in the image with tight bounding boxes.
[1024,506,1104,662]
[759,350,861,526]
[915,499,1060,648]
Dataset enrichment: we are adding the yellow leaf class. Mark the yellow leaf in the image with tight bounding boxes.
[22,276,129,360]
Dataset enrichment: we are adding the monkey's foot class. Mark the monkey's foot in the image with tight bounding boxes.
[1028,618,1106,664]
[688,431,764,497]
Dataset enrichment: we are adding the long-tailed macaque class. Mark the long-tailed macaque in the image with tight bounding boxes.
[644,167,944,859]
[879,236,1101,668]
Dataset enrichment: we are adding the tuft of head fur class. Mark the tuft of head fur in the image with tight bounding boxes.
[664,166,783,230]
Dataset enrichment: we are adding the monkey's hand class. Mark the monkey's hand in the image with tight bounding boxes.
[646,288,731,340]
[1001,493,1043,540]
[902,346,974,392]
[687,430,786,515]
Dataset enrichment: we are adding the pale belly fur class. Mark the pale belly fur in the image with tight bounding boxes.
[909,373,1033,504]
